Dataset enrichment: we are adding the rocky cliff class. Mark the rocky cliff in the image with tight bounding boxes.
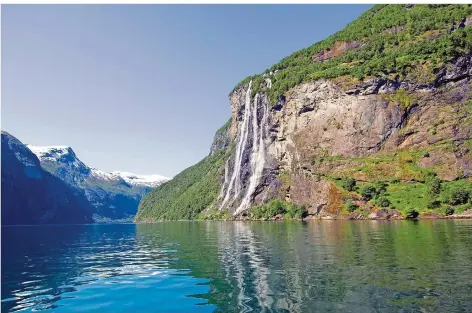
[137,4,472,221]
[221,54,472,219]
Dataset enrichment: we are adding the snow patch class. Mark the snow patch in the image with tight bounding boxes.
[27,145,71,158]
[91,169,120,181]
[111,171,170,187]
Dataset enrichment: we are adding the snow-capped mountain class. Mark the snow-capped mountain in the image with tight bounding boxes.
[2,132,93,225]
[27,145,169,222]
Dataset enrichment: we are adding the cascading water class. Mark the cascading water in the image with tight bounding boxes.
[219,158,230,198]
[219,81,253,209]
[219,81,269,215]
[235,95,268,216]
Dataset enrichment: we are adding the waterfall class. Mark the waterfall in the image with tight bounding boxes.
[235,96,268,216]
[218,158,230,200]
[219,80,269,215]
[220,81,253,209]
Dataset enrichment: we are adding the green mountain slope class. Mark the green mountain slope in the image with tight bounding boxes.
[235,4,472,103]
[135,145,230,221]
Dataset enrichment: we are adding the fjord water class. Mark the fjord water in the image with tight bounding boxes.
[2,221,472,313]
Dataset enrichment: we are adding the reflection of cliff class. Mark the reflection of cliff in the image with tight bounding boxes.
[135,221,472,313]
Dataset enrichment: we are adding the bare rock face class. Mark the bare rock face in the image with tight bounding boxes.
[311,41,362,62]
[268,80,406,170]
[223,55,472,217]
[209,120,231,155]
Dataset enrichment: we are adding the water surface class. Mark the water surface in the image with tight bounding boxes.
[2,220,472,312]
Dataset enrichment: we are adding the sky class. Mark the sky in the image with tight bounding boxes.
[2,4,371,177]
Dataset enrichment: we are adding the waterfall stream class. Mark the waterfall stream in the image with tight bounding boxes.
[235,95,268,216]
[219,81,269,215]
[219,81,253,209]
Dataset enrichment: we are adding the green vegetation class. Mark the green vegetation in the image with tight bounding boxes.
[377,197,391,208]
[329,146,472,218]
[135,149,230,221]
[232,5,472,104]
[427,174,441,197]
[198,208,233,221]
[359,181,387,201]
[441,179,472,209]
[385,182,428,214]
[447,189,470,205]
[406,209,420,219]
[215,118,231,135]
[360,185,378,201]
[381,89,416,109]
[341,178,357,191]
[249,199,307,220]
[426,174,442,208]
[445,207,455,216]
[314,148,438,182]
[136,119,236,221]
[336,175,472,217]
[345,200,359,212]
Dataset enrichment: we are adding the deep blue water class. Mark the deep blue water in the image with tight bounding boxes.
[2,221,472,313]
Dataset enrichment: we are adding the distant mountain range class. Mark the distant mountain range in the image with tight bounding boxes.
[1,131,169,225]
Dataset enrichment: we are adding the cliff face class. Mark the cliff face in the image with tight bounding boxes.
[209,119,232,155]
[220,54,472,217]
[137,4,472,221]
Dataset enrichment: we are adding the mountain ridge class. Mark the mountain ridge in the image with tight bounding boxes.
[26,144,169,221]
[27,145,170,187]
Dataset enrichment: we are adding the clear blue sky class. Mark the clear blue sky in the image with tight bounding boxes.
[2,4,371,177]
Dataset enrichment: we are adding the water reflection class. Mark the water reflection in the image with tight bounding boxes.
[138,220,472,313]
[3,221,472,313]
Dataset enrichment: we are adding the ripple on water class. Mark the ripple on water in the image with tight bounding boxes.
[1,225,216,313]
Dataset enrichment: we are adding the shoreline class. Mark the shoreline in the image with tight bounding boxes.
[135,209,472,223]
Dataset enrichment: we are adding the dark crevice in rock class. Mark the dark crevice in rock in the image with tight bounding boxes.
[298,106,315,115]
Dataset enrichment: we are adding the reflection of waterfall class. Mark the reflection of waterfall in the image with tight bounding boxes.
[214,222,273,312]
[219,81,269,215]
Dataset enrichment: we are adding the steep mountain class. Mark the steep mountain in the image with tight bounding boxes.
[27,145,169,221]
[1,132,93,225]
[136,4,472,221]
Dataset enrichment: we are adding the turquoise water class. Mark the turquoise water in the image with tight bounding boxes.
[2,220,472,313]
